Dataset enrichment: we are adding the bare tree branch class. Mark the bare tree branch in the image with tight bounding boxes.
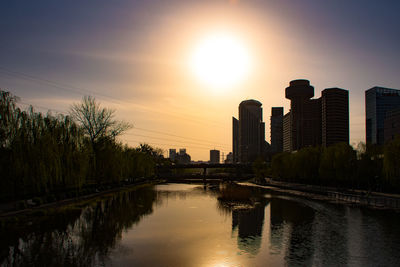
[69,96,131,144]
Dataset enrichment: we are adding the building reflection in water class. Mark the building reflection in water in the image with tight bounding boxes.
[217,183,269,256]
[232,198,269,255]
[269,197,315,266]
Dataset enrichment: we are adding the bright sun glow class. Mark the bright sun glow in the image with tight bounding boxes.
[190,33,251,90]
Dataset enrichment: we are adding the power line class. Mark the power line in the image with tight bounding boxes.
[13,101,232,152]
[124,138,229,153]
[125,132,230,150]
[18,101,67,114]
[129,126,230,147]
[0,66,229,128]
[1,66,232,152]
[0,66,123,106]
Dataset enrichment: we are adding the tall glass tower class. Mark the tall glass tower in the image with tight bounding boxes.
[365,87,400,145]
[233,100,265,162]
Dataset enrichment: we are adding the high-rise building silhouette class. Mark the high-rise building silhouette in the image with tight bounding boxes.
[169,149,176,161]
[281,80,349,152]
[303,98,322,147]
[365,87,400,145]
[232,117,239,163]
[225,152,233,163]
[270,107,283,153]
[384,107,400,142]
[210,149,220,164]
[284,80,321,151]
[169,148,191,164]
[232,200,268,255]
[322,88,349,146]
[283,112,292,152]
[233,100,266,162]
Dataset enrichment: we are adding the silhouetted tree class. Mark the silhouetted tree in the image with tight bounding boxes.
[0,91,20,148]
[319,143,356,186]
[70,96,131,183]
[271,152,293,181]
[136,143,163,159]
[271,143,362,188]
[293,146,321,183]
[0,90,91,199]
[253,157,268,184]
[70,96,131,145]
[355,142,383,190]
[0,91,162,201]
[383,136,400,189]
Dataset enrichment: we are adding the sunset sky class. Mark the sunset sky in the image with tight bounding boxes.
[1,0,400,160]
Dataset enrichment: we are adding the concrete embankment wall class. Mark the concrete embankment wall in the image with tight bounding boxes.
[261,179,400,210]
[328,191,400,209]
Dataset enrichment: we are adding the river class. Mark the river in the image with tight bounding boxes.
[1,183,400,266]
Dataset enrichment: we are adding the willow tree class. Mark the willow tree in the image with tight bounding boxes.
[0,90,20,148]
[383,136,400,190]
[70,96,131,183]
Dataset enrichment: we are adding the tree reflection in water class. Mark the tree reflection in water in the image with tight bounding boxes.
[0,186,157,266]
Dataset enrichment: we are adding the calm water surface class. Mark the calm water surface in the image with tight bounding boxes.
[1,183,400,266]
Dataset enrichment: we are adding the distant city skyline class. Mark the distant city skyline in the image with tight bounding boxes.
[1,0,400,160]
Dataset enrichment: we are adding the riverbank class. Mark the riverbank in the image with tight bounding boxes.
[244,178,400,211]
[0,180,164,218]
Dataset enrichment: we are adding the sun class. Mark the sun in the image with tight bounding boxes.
[189,33,251,90]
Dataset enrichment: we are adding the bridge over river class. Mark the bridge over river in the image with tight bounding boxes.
[156,163,254,182]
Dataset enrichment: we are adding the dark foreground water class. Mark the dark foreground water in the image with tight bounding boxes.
[1,183,400,266]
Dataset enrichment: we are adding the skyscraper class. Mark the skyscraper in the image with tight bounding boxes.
[232,117,239,163]
[283,112,292,152]
[284,80,321,151]
[303,98,322,147]
[175,148,191,164]
[225,152,234,163]
[270,107,283,153]
[210,149,220,163]
[233,100,266,162]
[169,149,177,161]
[366,87,400,145]
[322,88,349,146]
[384,107,400,142]
[282,80,349,151]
